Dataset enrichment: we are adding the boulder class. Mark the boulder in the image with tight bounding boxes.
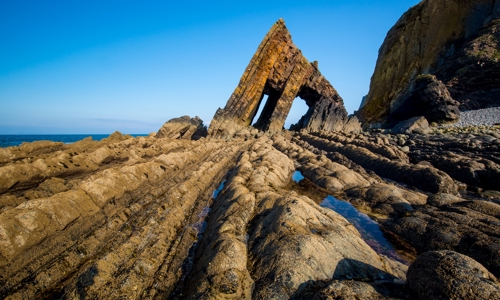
[156,115,207,140]
[346,183,427,216]
[292,279,408,300]
[407,250,500,300]
[389,75,460,125]
[391,116,430,135]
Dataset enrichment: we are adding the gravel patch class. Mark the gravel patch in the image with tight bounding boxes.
[448,107,500,127]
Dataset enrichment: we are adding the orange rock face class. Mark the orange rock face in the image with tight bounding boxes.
[208,19,348,138]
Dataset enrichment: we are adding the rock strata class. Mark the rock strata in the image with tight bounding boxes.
[359,0,500,125]
[3,8,500,298]
[182,136,405,299]
[282,126,500,280]
[2,121,500,298]
[0,130,248,299]
[208,19,349,138]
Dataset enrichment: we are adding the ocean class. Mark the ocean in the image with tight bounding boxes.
[0,134,149,148]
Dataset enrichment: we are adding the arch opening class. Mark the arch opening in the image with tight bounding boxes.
[252,89,282,131]
[285,97,310,130]
[250,94,268,126]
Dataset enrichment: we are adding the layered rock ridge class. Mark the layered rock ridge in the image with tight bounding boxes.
[1,121,500,298]
[208,19,349,138]
[358,0,500,126]
[0,130,249,299]
[0,129,411,299]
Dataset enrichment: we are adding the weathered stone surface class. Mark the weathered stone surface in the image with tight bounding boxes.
[391,116,430,135]
[407,132,500,191]
[291,279,408,300]
[427,193,465,206]
[156,115,207,140]
[388,75,460,125]
[347,183,427,216]
[298,132,458,194]
[184,137,406,299]
[359,0,500,124]
[407,251,500,300]
[208,19,348,138]
[2,121,500,299]
[4,6,500,298]
[287,125,500,282]
[386,200,500,277]
[0,132,249,298]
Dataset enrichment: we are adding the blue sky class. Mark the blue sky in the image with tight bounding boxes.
[0,0,420,134]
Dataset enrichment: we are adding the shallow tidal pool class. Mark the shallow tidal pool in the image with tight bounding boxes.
[292,170,406,263]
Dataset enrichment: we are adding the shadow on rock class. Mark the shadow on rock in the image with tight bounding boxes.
[290,258,406,300]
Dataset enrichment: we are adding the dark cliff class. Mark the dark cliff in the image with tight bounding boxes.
[358,0,500,125]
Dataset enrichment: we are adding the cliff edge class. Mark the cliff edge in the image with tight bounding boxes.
[358,0,500,125]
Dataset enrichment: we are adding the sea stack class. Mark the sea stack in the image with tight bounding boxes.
[208,19,349,138]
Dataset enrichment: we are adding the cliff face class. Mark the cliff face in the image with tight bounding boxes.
[208,19,349,138]
[358,0,500,125]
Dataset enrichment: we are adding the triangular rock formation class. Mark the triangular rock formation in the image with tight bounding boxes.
[208,19,348,137]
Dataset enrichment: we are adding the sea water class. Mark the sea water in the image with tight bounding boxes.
[0,134,149,148]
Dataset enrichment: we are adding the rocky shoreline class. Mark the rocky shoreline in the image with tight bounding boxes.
[0,120,499,299]
[2,0,500,298]
[440,107,500,128]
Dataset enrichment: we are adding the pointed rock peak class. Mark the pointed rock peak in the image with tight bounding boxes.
[208,20,350,138]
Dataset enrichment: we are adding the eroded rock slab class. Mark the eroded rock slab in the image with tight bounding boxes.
[183,136,406,299]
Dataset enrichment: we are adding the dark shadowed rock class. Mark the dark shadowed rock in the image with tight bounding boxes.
[358,0,500,124]
[388,75,460,125]
[298,132,458,194]
[156,115,207,140]
[291,279,409,300]
[407,250,500,300]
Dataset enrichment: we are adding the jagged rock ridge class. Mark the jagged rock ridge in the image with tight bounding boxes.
[358,0,500,125]
[208,19,350,138]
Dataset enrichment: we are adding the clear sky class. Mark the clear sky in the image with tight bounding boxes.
[0,0,420,134]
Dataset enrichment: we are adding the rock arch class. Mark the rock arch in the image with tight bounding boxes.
[208,19,349,138]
